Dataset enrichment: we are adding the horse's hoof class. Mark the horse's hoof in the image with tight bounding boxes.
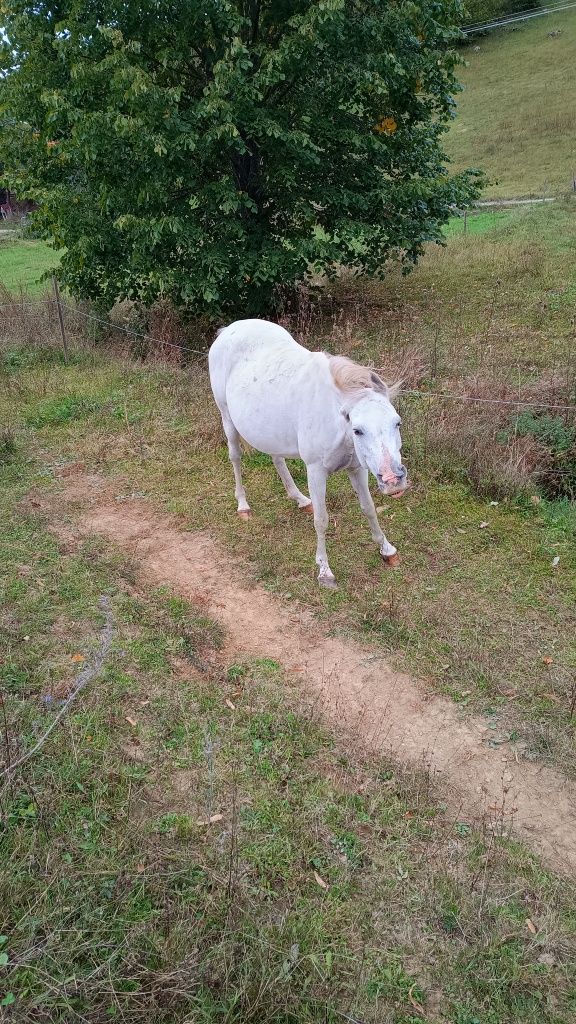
[237,509,252,520]
[300,502,314,515]
[319,575,337,590]
[383,552,401,568]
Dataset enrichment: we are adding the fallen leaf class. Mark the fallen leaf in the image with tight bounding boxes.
[71,654,85,663]
[225,699,236,710]
[139,699,150,707]
[408,984,425,1017]
[551,556,560,567]
[542,692,561,703]
[86,735,93,743]
[197,813,223,826]
[525,918,538,935]
[479,521,489,529]
[531,495,541,505]
[542,657,554,666]
[313,871,329,890]
[136,863,145,873]
[125,716,137,727]
[490,500,499,506]
[456,527,466,534]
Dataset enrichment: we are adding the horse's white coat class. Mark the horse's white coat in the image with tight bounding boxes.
[209,319,408,586]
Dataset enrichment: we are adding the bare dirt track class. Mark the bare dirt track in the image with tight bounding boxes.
[60,473,576,877]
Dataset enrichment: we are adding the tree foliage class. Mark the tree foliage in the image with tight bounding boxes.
[0,1,482,315]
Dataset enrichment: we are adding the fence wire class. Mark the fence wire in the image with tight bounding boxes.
[1,294,575,415]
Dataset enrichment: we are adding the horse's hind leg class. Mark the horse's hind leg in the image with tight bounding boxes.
[220,410,251,518]
[272,457,313,513]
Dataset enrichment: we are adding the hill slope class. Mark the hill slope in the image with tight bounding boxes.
[446,10,576,198]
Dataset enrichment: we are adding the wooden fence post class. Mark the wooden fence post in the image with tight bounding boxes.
[52,275,68,364]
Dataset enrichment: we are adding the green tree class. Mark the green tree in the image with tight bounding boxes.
[0,1,481,316]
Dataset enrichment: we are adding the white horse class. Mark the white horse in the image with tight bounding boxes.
[209,319,408,588]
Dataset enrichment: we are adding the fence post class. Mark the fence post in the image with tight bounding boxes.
[463,210,468,235]
[52,274,68,364]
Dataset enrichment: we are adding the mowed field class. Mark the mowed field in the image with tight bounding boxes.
[1,25,576,1024]
[445,9,576,197]
[0,237,59,294]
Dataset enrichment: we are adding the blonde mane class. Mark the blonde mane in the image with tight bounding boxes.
[328,355,399,400]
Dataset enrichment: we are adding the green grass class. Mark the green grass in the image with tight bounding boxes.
[1,103,576,1021]
[444,208,514,237]
[1,202,575,776]
[446,11,576,198]
[2,450,576,1022]
[0,238,60,295]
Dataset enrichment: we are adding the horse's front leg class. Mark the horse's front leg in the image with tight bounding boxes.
[347,467,400,567]
[306,463,337,588]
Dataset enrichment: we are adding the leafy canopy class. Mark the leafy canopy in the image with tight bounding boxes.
[0,1,481,315]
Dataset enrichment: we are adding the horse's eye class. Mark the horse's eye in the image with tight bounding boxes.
[397,420,402,428]
[353,428,363,436]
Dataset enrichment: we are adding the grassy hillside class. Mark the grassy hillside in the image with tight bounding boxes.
[446,11,576,198]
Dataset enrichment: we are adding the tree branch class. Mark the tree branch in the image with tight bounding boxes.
[0,596,114,782]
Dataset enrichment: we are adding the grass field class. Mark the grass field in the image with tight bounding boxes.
[446,10,576,197]
[0,238,60,295]
[1,202,575,773]
[3,447,576,1021]
[2,30,576,1017]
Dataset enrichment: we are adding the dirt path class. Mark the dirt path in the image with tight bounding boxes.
[62,475,576,876]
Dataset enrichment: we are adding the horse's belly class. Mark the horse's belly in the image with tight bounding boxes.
[229,402,301,458]
[226,373,301,459]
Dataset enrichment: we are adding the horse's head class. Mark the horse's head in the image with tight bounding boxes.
[329,356,408,497]
[347,378,408,498]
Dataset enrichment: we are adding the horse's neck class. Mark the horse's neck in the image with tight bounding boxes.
[313,360,357,467]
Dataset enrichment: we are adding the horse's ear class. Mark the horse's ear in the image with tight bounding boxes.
[370,371,402,401]
[370,371,388,395]
[341,408,350,421]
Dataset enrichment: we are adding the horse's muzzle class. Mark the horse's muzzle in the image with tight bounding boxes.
[376,468,408,498]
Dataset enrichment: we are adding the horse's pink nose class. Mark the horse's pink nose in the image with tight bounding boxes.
[379,469,398,485]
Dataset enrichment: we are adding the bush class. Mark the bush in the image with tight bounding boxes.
[511,411,576,500]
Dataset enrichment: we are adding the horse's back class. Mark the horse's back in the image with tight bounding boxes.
[208,319,320,457]
[209,319,309,398]
[211,316,303,369]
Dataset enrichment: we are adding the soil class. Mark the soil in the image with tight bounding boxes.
[58,472,576,877]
